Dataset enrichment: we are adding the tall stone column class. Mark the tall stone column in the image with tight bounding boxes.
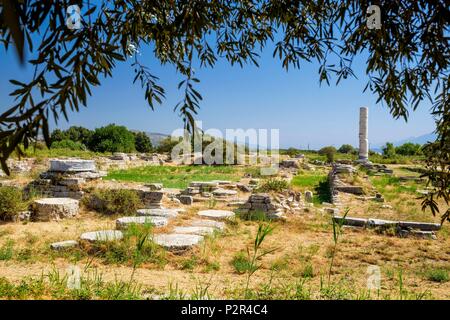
[359,107,369,161]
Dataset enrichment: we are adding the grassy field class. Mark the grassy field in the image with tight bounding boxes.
[105,165,261,189]
[15,147,107,161]
[290,171,331,204]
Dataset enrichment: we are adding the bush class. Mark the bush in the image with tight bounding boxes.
[395,142,423,156]
[257,178,290,193]
[156,136,182,153]
[382,142,396,158]
[50,126,93,146]
[83,189,142,215]
[134,132,153,153]
[50,139,86,150]
[88,124,136,153]
[425,269,449,283]
[338,144,355,154]
[318,146,337,163]
[0,186,25,220]
[232,251,252,274]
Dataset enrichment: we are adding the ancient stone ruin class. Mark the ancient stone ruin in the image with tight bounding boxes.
[31,198,79,221]
[328,163,364,204]
[357,106,370,163]
[180,180,238,202]
[239,193,284,219]
[333,215,441,239]
[28,159,105,199]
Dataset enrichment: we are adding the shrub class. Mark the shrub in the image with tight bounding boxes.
[84,189,142,215]
[338,144,355,154]
[425,269,449,283]
[88,124,136,153]
[51,139,86,150]
[156,136,182,153]
[395,142,423,156]
[50,126,93,145]
[0,186,25,220]
[382,142,396,158]
[232,251,252,274]
[134,132,153,153]
[257,178,289,193]
[318,146,336,163]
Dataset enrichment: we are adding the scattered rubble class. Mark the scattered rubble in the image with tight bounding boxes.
[333,215,440,239]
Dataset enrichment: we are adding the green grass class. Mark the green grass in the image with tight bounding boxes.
[0,240,14,261]
[231,251,253,274]
[291,172,330,204]
[424,269,449,283]
[105,165,260,189]
[291,172,327,189]
[0,269,144,300]
[17,147,107,160]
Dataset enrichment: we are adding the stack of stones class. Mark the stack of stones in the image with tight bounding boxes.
[135,187,165,209]
[280,159,300,169]
[360,163,394,175]
[240,193,284,219]
[181,181,238,200]
[27,159,105,199]
[328,163,363,204]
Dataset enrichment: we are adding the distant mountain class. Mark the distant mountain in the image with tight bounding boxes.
[372,132,436,151]
[145,132,169,147]
[391,132,437,146]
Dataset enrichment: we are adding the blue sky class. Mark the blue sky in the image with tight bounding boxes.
[0,41,436,150]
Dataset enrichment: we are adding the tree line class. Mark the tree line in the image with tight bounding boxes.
[50,124,163,154]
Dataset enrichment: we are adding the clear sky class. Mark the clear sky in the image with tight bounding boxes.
[0,42,436,150]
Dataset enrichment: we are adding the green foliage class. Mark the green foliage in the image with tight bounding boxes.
[232,251,252,274]
[0,186,25,220]
[156,137,181,154]
[50,139,86,151]
[84,188,142,215]
[0,270,143,300]
[395,143,423,156]
[51,126,93,146]
[338,144,355,154]
[382,142,396,158]
[88,124,136,153]
[0,240,14,261]
[425,269,449,283]
[134,131,153,153]
[257,178,289,193]
[318,146,337,163]
[106,165,255,189]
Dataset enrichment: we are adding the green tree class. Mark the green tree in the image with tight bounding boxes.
[338,144,355,154]
[318,146,337,163]
[134,131,153,153]
[0,1,448,222]
[88,124,135,153]
[65,126,93,146]
[382,142,396,158]
[50,129,67,144]
[395,143,423,156]
[156,136,182,154]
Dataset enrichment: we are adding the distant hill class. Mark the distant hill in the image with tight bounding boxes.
[391,132,437,146]
[145,132,170,147]
[372,132,436,152]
